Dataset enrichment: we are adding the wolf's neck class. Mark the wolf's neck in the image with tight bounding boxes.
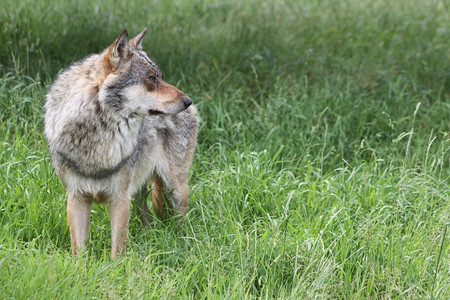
[56,99,144,179]
[92,106,144,165]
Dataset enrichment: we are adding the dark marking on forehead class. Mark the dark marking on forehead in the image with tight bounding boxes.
[134,50,161,75]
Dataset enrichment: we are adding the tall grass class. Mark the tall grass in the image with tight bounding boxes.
[0,0,448,298]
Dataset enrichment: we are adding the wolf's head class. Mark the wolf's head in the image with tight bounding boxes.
[99,29,191,117]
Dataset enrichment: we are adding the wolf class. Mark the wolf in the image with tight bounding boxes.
[44,28,199,258]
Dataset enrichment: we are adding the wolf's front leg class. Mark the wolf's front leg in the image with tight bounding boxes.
[67,195,91,255]
[109,195,131,258]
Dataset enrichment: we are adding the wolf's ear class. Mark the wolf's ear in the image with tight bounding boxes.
[129,28,147,50]
[107,29,131,71]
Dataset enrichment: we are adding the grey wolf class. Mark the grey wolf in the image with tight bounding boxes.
[44,29,199,258]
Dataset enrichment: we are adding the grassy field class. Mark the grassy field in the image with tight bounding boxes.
[0,0,449,298]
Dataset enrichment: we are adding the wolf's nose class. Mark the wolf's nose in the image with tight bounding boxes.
[183,97,192,108]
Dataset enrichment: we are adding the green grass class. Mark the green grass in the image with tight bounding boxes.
[0,0,449,298]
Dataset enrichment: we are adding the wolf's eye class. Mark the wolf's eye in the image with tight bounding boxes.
[149,76,158,84]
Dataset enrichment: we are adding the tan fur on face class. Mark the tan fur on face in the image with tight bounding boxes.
[157,81,187,105]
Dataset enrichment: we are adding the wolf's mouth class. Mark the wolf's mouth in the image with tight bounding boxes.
[148,109,164,116]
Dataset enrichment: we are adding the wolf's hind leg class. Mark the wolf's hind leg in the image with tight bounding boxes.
[164,171,190,218]
[151,175,172,220]
[67,195,91,255]
[136,185,153,225]
[159,106,198,218]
